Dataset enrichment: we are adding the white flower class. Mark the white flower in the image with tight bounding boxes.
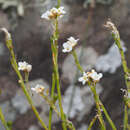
[41,6,66,20]
[88,69,103,82]
[57,6,66,17]
[18,61,32,72]
[31,84,45,94]
[62,42,72,53]
[67,37,79,47]
[62,37,79,53]
[78,72,88,85]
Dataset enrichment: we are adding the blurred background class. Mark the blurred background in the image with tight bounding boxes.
[0,0,130,130]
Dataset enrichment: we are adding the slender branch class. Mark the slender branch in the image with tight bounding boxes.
[123,105,128,130]
[99,101,117,130]
[40,94,76,130]
[67,8,93,116]
[88,115,98,130]
[71,50,84,73]
[49,73,56,130]
[71,44,117,130]
[90,85,106,130]
[2,29,48,130]
[113,36,130,89]
[0,107,10,130]
[57,0,61,8]
[51,19,67,130]
[110,25,129,129]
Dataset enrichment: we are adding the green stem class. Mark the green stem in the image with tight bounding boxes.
[99,101,117,130]
[123,105,128,130]
[54,52,67,130]
[20,82,48,130]
[71,48,105,129]
[49,73,56,130]
[113,36,129,89]
[90,85,106,130]
[88,115,98,130]
[71,44,116,130]
[41,94,59,115]
[72,50,84,73]
[41,94,76,130]
[112,33,129,129]
[51,19,67,130]
[57,0,61,8]
[0,107,10,130]
[4,36,48,130]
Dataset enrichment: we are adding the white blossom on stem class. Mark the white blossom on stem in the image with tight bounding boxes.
[62,42,72,53]
[41,6,66,20]
[31,84,45,94]
[78,72,88,85]
[62,37,79,53]
[18,61,32,72]
[88,69,103,82]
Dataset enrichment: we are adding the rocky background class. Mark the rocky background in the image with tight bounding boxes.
[0,0,130,130]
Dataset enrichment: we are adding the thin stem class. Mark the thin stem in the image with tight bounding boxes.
[4,33,48,130]
[24,71,31,95]
[99,101,117,130]
[41,94,59,115]
[123,105,128,130]
[20,82,48,130]
[71,43,116,130]
[90,85,106,130]
[51,19,67,130]
[71,50,84,73]
[67,51,84,116]
[71,46,105,129]
[113,36,129,89]
[112,32,129,129]
[0,107,10,130]
[49,73,56,130]
[88,115,98,130]
[57,0,61,8]
[67,9,93,116]
[54,51,67,130]
[41,94,76,130]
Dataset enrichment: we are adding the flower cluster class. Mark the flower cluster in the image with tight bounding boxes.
[105,20,119,39]
[78,69,103,85]
[31,84,45,94]
[41,6,66,20]
[18,61,32,72]
[62,37,79,53]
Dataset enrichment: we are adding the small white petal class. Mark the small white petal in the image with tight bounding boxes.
[18,61,32,72]
[31,84,45,93]
[62,37,79,53]
[78,72,88,85]
[41,6,65,20]
[62,42,72,53]
[88,70,103,82]
[78,77,83,82]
